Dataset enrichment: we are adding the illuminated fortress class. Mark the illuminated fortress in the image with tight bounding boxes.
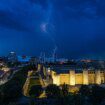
[43,63,105,86]
[50,69,105,86]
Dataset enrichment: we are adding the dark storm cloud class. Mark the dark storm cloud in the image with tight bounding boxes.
[0,10,30,31]
[52,0,105,19]
[0,0,102,31]
[0,0,104,31]
[0,0,46,32]
[51,0,105,58]
[29,0,48,9]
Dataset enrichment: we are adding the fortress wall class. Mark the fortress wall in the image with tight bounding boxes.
[95,70,101,84]
[70,70,75,86]
[60,74,69,85]
[75,73,83,85]
[83,70,88,85]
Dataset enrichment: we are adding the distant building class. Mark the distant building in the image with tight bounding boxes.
[17,56,31,63]
[17,56,38,65]
[8,52,17,63]
[44,57,68,63]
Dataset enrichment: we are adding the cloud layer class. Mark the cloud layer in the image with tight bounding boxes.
[0,0,105,59]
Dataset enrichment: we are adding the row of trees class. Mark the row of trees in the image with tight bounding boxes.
[29,84,105,105]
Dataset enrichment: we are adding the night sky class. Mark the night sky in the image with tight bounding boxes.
[0,0,105,59]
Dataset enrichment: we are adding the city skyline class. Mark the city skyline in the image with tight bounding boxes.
[0,0,105,59]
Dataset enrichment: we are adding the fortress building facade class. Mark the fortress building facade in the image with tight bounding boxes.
[43,64,105,86]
